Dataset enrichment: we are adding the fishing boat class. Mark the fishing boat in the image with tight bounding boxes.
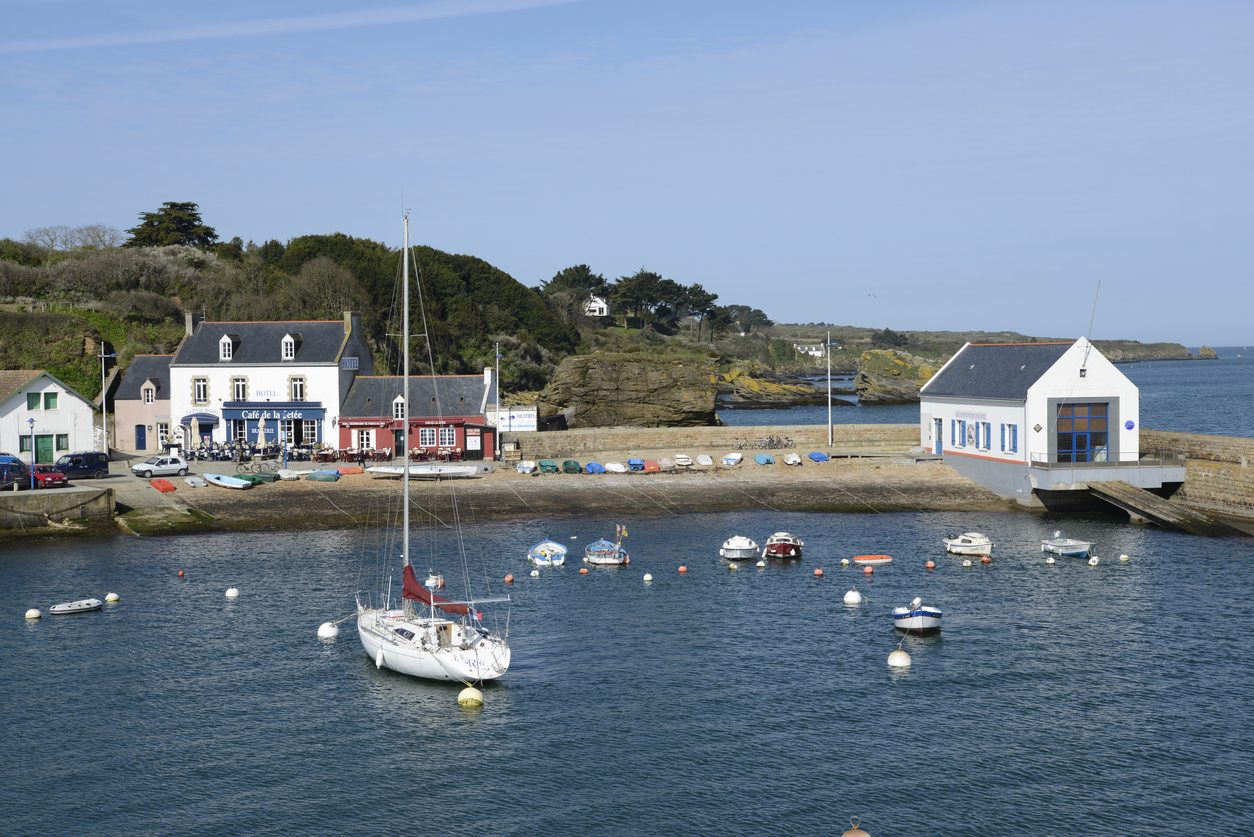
[852,554,893,567]
[754,453,775,465]
[807,451,829,463]
[892,597,943,633]
[1041,530,1093,558]
[782,452,802,466]
[762,532,804,559]
[721,452,743,466]
[49,597,103,615]
[584,525,630,566]
[942,532,994,556]
[516,460,537,474]
[719,535,760,560]
[528,540,568,567]
[203,473,253,490]
[355,215,511,684]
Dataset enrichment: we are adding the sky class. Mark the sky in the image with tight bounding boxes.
[3,0,1252,345]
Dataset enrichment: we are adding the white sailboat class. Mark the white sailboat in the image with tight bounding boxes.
[355,215,511,683]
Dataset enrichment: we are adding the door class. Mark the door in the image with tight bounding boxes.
[393,429,405,456]
[35,434,54,464]
[136,425,147,450]
[933,418,943,455]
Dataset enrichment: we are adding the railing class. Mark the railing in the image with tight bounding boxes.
[1028,450,1186,469]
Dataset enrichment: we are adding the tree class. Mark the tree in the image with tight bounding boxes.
[539,264,608,298]
[684,283,718,341]
[870,327,908,348]
[124,202,218,248]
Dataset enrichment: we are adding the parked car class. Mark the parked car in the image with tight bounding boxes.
[55,451,111,480]
[130,455,189,478]
[31,464,68,489]
[0,457,30,490]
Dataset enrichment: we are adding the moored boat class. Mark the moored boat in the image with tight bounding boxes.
[1041,530,1092,558]
[204,473,254,489]
[942,532,994,556]
[584,525,630,566]
[892,597,942,633]
[762,532,804,559]
[852,554,893,566]
[49,597,103,615]
[528,540,568,566]
[276,469,301,481]
[562,459,582,474]
[184,475,207,488]
[719,534,760,560]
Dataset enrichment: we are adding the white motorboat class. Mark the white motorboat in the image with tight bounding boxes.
[355,216,511,684]
[49,598,103,615]
[942,532,993,556]
[719,535,760,560]
[892,597,942,633]
[1041,530,1093,558]
[762,532,804,559]
[528,540,568,567]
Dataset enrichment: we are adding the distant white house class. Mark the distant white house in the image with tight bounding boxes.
[793,342,825,358]
[0,369,98,463]
[584,295,609,317]
[919,338,1184,507]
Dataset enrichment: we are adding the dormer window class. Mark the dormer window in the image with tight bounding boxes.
[393,396,406,420]
[219,334,235,361]
[143,386,155,405]
[282,333,302,361]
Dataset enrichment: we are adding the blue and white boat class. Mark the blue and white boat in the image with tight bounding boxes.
[754,453,775,465]
[203,473,254,490]
[892,597,942,633]
[584,526,630,566]
[1041,530,1092,558]
[528,540,568,567]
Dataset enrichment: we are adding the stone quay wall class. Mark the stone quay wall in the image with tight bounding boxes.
[1142,429,1254,520]
[0,486,114,530]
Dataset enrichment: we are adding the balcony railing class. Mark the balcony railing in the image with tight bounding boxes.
[1028,449,1186,469]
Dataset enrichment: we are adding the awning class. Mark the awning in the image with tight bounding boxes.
[179,412,219,425]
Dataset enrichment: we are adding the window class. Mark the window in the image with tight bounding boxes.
[55,434,68,451]
[157,423,169,445]
[393,397,406,420]
[282,335,295,360]
[143,386,155,405]
[979,422,991,450]
[1006,424,1018,453]
[44,392,57,409]
[303,420,317,444]
[27,393,40,410]
[952,420,968,448]
[232,377,248,401]
[19,436,31,452]
[280,419,295,444]
[438,426,455,447]
[219,335,233,360]
[356,429,372,450]
[1056,402,1108,463]
[419,427,437,447]
[193,378,209,405]
[290,377,306,401]
[229,419,246,441]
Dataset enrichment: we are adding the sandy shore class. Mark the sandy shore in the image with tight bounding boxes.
[172,455,1013,533]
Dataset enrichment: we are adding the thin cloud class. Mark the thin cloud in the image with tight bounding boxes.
[0,0,579,53]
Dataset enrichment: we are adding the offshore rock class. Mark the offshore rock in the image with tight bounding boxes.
[1196,345,1218,360]
[1091,340,1191,362]
[720,364,835,406]
[856,349,939,404]
[538,352,718,427]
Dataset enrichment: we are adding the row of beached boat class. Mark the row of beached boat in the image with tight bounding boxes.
[516,450,832,475]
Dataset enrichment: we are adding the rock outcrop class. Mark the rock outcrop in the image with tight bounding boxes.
[1196,345,1218,359]
[537,352,719,427]
[856,349,939,404]
[720,363,842,406]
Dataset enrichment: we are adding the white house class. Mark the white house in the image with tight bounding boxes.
[0,370,98,463]
[919,338,1184,507]
[168,312,373,449]
[583,295,609,317]
[793,342,825,358]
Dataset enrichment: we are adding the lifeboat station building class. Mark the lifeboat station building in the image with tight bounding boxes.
[918,338,1185,508]
[338,371,498,461]
[167,312,373,450]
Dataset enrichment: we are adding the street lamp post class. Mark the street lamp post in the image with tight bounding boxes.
[494,341,502,460]
[826,330,833,448]
[98,345,116,457]
[27,417,36,489]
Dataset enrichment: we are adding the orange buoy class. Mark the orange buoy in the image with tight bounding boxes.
[925,560,936,570]
[863,566,874,575]
[981,555,992,564]
[579,567,589,575]
[178,569,184,578]
[813,567,824,577]
[504,573,514,584]
[678,565,688,573]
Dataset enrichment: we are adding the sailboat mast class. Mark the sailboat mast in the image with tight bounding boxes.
[402,216,411,571]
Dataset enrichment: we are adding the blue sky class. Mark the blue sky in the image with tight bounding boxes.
[4,0,1251,345]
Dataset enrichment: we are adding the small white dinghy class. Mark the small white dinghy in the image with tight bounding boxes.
[1041,530,1093,558]
[528,540,568,567]
[721,452,743,466]
[276,469,301,481]
[516,460,537,474]
[605,462,629,474]
[183,476,207,488]
[782,452,802,466]
[49,598,103,615]
[696,454,714,466]
[892,597,942,633]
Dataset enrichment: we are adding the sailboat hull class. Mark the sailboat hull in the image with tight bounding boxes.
[357,608,511,682]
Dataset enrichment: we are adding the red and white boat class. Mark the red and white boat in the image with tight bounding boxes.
[762,532,804,559]
[852,554,893,567]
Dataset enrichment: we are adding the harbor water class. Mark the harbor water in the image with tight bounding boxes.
[4,508,1253,835]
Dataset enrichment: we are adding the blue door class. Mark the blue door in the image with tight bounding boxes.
[135,424,147,450]
[933,418,943,455]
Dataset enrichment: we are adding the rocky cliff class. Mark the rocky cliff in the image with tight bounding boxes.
[537,352,719,427]
[855,349,940,404]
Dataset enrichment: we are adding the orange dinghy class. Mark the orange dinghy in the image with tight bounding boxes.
[852,554,893,566]
[149,478,177,493]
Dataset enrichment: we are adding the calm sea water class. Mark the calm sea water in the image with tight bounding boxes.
[719,350,1254,437]
[4,508,1253,835]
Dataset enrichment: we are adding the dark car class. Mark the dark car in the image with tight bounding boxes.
[31,464,68,488]
[0,456,31,490]
[54,451,110,480]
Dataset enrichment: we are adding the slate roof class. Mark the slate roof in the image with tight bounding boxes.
[171,320,349,365]
[116,355,173,400]
[921,341,1074,400]
[0,369,95,407]
[342,375,496,418]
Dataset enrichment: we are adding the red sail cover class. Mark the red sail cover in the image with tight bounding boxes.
[401,565,472,615]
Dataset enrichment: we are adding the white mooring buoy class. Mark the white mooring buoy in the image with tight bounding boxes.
[843,588,863,606]
[317,622,339,640]
[962,559,972,568]
[1045,555,1056,565]
[104,592,120,603]
[225,587,240,599]
[1088,556,1100,567]
[530,569,540,578]
[756,560,766,568]
[458,686,484,708]
[642,573,653,583]
[840,558,850,567]
[887,648,912,668]
[728,562,739,571]
[25,608,42,620]
[1119,553,1130,562]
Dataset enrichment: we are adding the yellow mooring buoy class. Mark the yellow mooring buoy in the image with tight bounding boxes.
[458,686,484,708]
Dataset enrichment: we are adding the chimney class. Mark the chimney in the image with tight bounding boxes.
[343,311,362,335]
[184,311,201,336]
